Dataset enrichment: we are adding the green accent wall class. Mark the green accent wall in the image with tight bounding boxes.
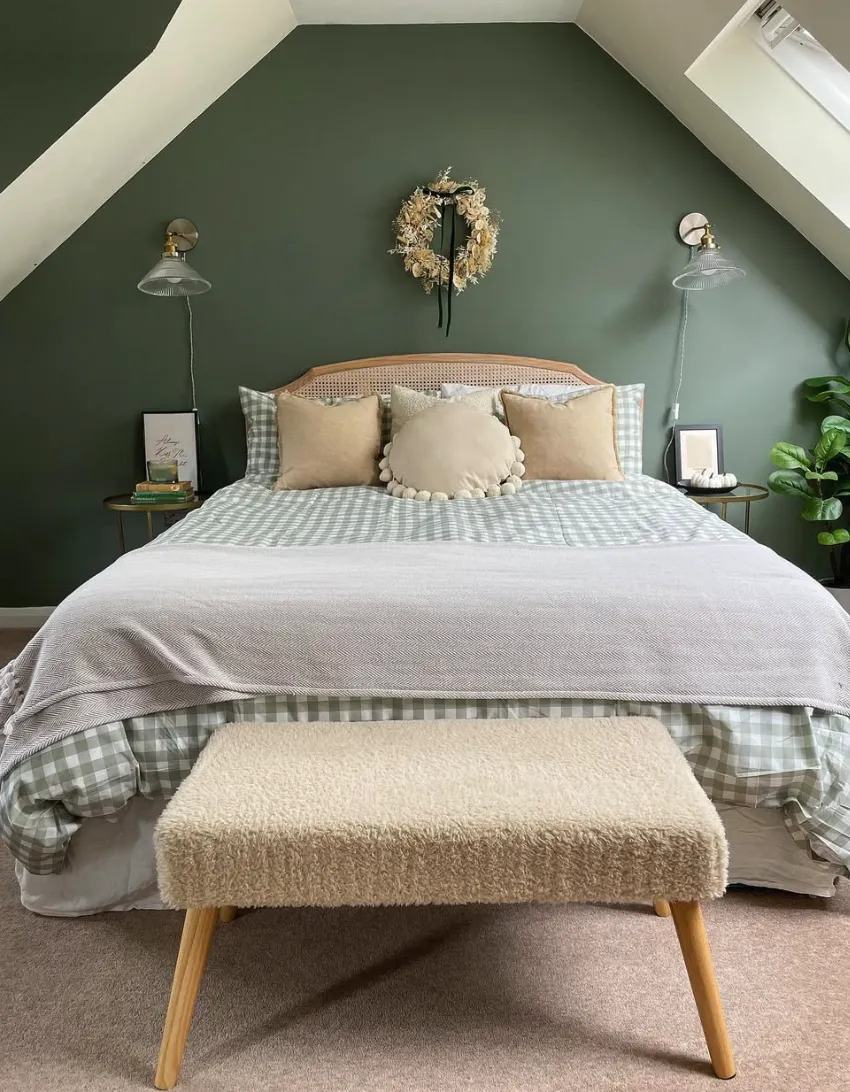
[1,23,848,605]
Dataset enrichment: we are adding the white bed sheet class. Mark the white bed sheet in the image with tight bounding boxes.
[15,799,843,916]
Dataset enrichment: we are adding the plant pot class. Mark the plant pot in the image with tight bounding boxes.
[820,580,850,613]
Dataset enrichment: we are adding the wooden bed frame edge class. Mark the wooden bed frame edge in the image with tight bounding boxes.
[274,353,602,395]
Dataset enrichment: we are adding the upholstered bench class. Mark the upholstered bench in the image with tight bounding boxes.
[153,717,735,1088]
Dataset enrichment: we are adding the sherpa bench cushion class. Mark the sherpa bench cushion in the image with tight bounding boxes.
[154,717,728,909]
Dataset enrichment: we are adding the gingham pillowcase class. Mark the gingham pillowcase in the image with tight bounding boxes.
[240,387,279,479]
[239,386,395,481]
[441,383,645,476]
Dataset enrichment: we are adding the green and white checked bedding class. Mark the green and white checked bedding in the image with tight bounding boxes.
[2,475,850,878]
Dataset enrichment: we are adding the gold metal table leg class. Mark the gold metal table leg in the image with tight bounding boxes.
[146,510,154,541]
[117,512,126,555]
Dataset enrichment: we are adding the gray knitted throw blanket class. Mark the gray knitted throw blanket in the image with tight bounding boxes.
[3,540,850,778]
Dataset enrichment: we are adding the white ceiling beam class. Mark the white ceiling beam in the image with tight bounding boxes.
[0,0,297,302]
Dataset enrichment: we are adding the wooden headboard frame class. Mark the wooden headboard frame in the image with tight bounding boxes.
[275,353,601,397]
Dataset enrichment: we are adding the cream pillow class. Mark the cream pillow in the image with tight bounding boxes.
[274,392,382,490]
[390,385,499,435]
[381,402,525,501]
[501,386,623,481]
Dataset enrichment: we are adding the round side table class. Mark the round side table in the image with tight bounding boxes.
[681,483,768,535]
[103,494,206,555]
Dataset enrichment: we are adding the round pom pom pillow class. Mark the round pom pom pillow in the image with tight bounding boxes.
[380,401,525,501]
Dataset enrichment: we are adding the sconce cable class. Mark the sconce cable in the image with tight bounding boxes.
[663,274,690,483]
[186,297,198,412]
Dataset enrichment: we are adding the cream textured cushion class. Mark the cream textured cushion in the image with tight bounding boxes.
[381,402,525,500]
[390,384,498,435]
[502,386,624,481]
[154,717,729,909]
[274,392,382,490]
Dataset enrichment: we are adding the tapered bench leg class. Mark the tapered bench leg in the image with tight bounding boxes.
[155,907,219,1090]
[669,900,736,1080]
[219,905,237,924]
[653,899,671,918]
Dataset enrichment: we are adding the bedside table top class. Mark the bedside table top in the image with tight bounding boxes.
[679,483,768,505]
[103,494,206,513]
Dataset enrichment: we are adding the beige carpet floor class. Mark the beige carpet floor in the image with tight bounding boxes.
[3,628,850,1089]
[1,846,848,1092]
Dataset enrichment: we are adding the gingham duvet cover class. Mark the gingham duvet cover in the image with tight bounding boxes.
[2,476,849,878]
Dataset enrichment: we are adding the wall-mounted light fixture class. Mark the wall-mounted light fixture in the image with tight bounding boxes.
[672,213,746,291]
[137,219,210,488]
[664,214,746,483]
[137,218,211,297]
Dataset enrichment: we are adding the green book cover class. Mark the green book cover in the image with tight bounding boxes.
[130,492,193,504]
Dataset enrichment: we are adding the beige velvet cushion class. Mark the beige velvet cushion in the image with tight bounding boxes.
[502,386,624,482]
[383,402,525,501]
[390,385,498,435]
[274,392,382,490]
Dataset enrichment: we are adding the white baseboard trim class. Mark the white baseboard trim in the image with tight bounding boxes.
[0,606,55,629]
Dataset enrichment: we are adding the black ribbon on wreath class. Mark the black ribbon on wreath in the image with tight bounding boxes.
[423,185,473,337]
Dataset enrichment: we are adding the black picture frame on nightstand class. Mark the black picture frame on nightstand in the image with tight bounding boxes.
[674,425,724,488]
[142,410,200,490]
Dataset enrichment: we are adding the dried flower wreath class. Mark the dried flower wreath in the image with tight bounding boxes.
[390,168,500,336]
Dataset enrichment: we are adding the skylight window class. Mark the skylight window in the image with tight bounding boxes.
[751,2,850,133]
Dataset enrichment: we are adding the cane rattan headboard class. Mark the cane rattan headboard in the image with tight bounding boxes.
[275,353,601,398]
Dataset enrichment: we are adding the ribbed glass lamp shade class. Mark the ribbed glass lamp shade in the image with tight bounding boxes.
[672,248,746,291]
[137,255,211,297]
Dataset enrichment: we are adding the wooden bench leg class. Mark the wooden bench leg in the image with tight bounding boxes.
[155,907,219,1090]
[218,905,237,924]
[669,900,736,1080]
[653,899,671,918]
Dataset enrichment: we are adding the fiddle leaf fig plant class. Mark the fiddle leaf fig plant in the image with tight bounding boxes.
[769,351,850,585]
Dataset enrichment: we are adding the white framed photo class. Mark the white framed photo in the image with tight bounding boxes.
[674,424,724,487]
[143,411,199,489]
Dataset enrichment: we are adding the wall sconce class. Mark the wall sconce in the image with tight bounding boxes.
[137,217,210,414]
[664,213,746,482]
[138,218,211,297]
[137,219,210,487]
[672,213,746,290]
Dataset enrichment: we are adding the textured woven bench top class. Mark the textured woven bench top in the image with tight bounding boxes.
[154,717,728,910]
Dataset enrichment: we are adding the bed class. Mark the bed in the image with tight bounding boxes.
[2,353,849,914]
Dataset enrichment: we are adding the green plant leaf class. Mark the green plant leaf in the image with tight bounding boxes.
[845,318,850,354]
[805,375,850,391]
[814,429,846,464]
[820,528,850,545]
[821,415,850,435]
[802,496,843,521]
[767,470,816,498]
[805,376,846,387]
[770,442,812,470]
[806,470,839,480]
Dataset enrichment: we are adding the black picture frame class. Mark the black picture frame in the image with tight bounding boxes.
[673,424,724,488]
[142,410,200,489]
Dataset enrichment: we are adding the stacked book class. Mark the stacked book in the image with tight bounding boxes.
[131,481,195,505]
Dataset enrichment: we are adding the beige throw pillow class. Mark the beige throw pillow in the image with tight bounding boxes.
[274,392,382,490]
[382,402,525,501]
[390,385,498,435]
[501,386,624,482]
